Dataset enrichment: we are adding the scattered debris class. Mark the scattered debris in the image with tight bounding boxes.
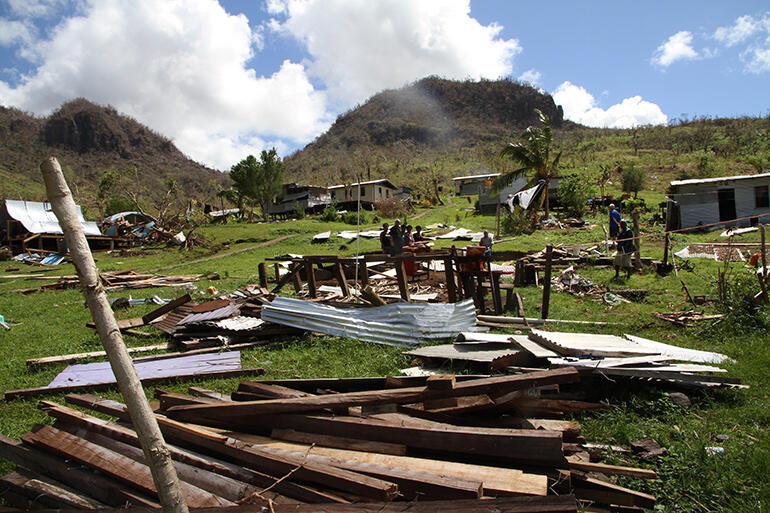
[631,438,666,460]
[675,244,747,261]
[653,310,725,327]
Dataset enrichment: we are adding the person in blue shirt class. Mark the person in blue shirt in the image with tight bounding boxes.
[609,204,622,238]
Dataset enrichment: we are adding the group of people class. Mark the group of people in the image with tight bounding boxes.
[379,220,426,256]
[608,203,636,279]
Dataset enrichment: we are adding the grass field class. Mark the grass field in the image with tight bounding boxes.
[0,194,768,512]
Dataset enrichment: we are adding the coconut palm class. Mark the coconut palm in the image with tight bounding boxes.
[497,109,561,215]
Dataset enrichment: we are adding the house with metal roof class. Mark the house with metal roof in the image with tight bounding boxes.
[452,173,500,196]
[666,172,770,230]
[269,183,331,218]
[328,179,401,209]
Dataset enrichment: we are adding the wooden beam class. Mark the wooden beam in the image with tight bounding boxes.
[395,260,410,301]
[291,262,303,293]
[0,470,105,509]
[271,262,305,294]
[26,343,170,369]
[141,293,192,324]
[257,263,268,288]
[332,261,350,297]
[22,426,232,508]
[444,257,457,303]
[541,244,553,319]
[304,258,317,298]
[270,428,407,456]
[165,369,579,423]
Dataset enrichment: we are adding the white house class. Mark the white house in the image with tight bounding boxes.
[452,173,500,196]
[666,172,770,230]
[328,179,401,208]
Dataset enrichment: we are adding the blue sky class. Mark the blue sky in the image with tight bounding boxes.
[1,0,768,170]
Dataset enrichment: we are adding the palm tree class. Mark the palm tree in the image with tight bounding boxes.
[497,109,561,215]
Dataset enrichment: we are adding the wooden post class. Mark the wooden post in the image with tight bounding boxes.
[290,262,302,293]
[333,260,351,297]
[258,262,268,288]
[39,157,189,513]
[359,261,369,286]
[632,210,641,269]
[444,257,457,303]
[475,275,486,314]
[273,263,281,283]
[395,259,410,302]
[490,268,502,315]
[495,201,501,239]
[660,232,670,275]
[304,258,317,298]
[541,244,553,319]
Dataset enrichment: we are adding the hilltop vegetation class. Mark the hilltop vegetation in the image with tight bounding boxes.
[0,99,226,217]
[284,77,770,202]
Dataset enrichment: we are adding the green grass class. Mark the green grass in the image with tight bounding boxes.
[0,199,768,512]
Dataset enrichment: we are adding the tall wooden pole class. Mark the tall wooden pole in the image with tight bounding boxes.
[632,210,641,269]
[40,157,189,513]
[760,225,768,302]
[495,201,501,239]
[541,244,553,319]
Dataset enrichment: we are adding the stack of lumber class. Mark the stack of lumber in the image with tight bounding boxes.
[0,369,658,511]
[16,270,200,293]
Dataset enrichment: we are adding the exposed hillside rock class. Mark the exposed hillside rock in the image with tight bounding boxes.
[284,76,571,189]
[0,99,226,213]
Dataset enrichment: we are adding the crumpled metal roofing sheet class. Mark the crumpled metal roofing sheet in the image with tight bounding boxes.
[5,199,102,236]
[178,303,240,325]
[261,297,477,347]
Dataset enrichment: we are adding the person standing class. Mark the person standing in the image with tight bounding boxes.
[379,223,391,254]
[609,203,622,239]
[390,219,404,255]
[614,220,635,279]
[480,230,493,256]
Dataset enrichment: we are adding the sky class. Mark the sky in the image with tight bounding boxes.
[0,0,768,171]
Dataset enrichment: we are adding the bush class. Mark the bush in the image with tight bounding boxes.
[104,196,135,216]
[319,203,338,222]
[620,163,645,197]
[501,208,535,236]
[375,197,412,220]
[558,173,593,217]
[342,211,370,225]
[293,203,306,219]
[713,268,770,336]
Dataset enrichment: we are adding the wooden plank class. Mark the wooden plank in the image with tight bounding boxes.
[221,431,548,498]
[26,343,170,369]
[0,433,159,508]
[567,460,656,479]
[304,258,317,298]
[258,262,268,288]
[41,401,345,505]
[0,496,579,513]
[291,262,303,293]
[238,381,315,399]
[271,262,304,294]
[0,470,105,509]
[166,369,580,423]
[187,387,231,402]
[271,428,407,456]
[22,426,233,508]
[572,474,655,509]
[444,257,457,303]
[332,261,350,297]
[250,413,566,466]
[395,260,410,301]
[141,293,192,324]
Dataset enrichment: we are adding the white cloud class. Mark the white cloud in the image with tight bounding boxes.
[714,14,762,47]
[713,12,770,73]
[652,30,699,67]
[517,69,541,86]
[0,0,330,170]
[270,0,520,108]
[552,81,667,128]
[6,0,67,19]
[0,18,35,47]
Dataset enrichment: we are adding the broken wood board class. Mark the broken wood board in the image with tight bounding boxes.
[26,343,171,369]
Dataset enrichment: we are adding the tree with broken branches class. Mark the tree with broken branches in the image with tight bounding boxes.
[497,109,561,216]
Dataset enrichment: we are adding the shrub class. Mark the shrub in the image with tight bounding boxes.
[620,163,645,198]
[319,203,338,222]
[375,197,412,220]
[342,211,370,225]
[501,208,535,236]
[104,196,135,216]
[558,173,593,217]
[293,203,306,219]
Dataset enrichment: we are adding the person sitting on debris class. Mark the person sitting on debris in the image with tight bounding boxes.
[413,225,425,242]
[380,223,391,254]
[390,219,404,255]
[404,225,414,246]
[609,204,622,239]
[614,220,635,279]
[480,230,493,256]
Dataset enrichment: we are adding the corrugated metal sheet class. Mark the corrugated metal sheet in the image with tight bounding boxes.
[179,303,241,325]
[5,200,101,236]
[261,297,477,347]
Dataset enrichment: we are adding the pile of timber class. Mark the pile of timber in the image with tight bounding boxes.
[0,369,659,511]
[16,270,201,293]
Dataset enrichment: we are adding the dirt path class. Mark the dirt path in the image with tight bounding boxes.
[152,234,296,272]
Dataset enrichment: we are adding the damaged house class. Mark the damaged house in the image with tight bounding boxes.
[666,171,770,231]
[269,183,331,218]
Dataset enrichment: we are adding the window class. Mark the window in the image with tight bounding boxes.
[379,187,382,195]
[386,189,390,198]
[755,186,769,208]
